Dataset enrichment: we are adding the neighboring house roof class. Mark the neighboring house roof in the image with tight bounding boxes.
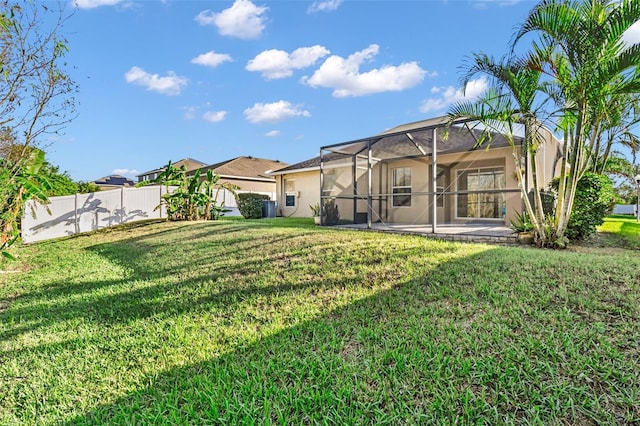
[270,116,524,175]
[136,158,208,178]
[93,175,135,187]
[192,156,288,182]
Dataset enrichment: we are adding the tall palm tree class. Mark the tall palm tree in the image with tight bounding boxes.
[450,0,640,246]
[449,53,554,245]
[514,0,640,242]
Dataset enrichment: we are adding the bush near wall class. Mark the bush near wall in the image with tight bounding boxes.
[550,172,616,240]
[236,193,270,219]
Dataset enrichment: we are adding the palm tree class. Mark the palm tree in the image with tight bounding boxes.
[591,93,640,175]
[450,0,640,246]
[514,0,640,242]
[448,53,554,245]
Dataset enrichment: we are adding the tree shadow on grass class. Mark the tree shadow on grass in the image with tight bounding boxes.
[54,247,640,425]
[0,225,325,342]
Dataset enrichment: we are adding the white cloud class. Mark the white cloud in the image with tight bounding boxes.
[112,168,139,178]
[622,20,640,46]
[244,100,310,124]
[265,130,281,137]
[203,110,227,123]
[246,45,330,80]
[302,44,428,97]
[74,0,125,9]
[470,0,521,8]
[124,66,187,96]
[419,77,488,113]
[307,0,342,13]
[191,51,233,68]
[195,0,268,40]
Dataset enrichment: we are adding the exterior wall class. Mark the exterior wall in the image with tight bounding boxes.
[383,157,431,224]
[275,171,321,218]
[219,177,276,194]
[381,146,521,225]
[537,126,563,188]
[274,134,570,227]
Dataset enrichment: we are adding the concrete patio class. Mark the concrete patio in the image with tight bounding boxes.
[336,222,518,244]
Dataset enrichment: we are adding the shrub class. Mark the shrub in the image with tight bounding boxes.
[237,193,270,219]
[550,172,615,240]
[323,199,340,225]
[510,210,534,233]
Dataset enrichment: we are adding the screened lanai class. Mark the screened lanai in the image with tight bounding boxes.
[318,116,538,232]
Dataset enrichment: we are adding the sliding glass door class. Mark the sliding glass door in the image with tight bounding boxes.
[456,167,505,219]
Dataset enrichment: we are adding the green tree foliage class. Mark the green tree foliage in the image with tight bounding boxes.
[448,0,640,247]
[76,181,101,194]
[139,161,237,221]
[1,148,50,259]
[236,193,270,219]
[551,173,616,240]
[0,2,76,259]
[40,163,78,196]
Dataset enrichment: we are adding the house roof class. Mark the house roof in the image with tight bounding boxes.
[93,175,135,187]
[191,156,288,181]
[137,158,208,177]
[270,116,523,175]
[267,152,345,175]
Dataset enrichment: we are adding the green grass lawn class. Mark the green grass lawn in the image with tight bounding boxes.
[597,214,640,249]
[1,218,639,425]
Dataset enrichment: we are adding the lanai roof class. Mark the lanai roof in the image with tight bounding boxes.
[270,116,523,175]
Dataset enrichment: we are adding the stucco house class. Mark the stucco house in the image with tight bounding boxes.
[136,158,208,183]
[191,156,287,195]
[185,156,288,216]
[269,116,562,229]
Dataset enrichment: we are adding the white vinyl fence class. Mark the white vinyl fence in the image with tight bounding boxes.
[21,186,275,244]
[612,204,636,215]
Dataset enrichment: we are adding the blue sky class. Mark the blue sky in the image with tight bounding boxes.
[47,0,640,181]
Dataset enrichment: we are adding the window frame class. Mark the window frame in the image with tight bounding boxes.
[455,166,505,220]
[392,167,412,208]
[284,178,296,207]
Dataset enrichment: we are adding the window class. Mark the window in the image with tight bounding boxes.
[392,167,411,207]
[456,167,505,219]
[284,178,296,207]
[436,166,446,208]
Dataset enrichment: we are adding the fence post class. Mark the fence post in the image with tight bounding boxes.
[121,187,125,224]
[74,193,79,234]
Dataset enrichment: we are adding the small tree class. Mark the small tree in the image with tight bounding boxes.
[1,148,51,259]
[0,2,76,259]
[138,162,235,221]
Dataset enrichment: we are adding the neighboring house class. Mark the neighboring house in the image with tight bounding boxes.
[184,156,288,216]
[93,175,135,191]
[268,115,562,228]
[136,158,208,183]
[191,156,287,194]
